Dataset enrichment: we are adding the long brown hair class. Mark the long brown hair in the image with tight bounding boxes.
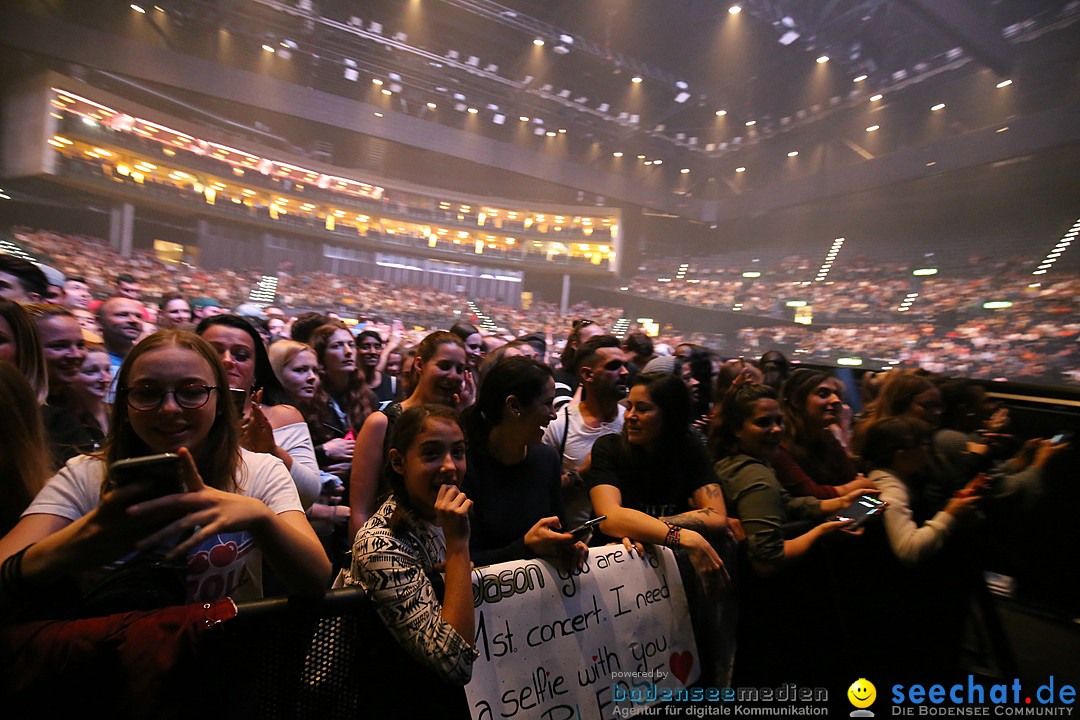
[0,362,52,534]
[310,322,375,433]
[102,330,241,493]
[0,298,48,403]
[385,404,463,533]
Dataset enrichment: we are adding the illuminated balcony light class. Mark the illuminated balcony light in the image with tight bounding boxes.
[931,103,945,111]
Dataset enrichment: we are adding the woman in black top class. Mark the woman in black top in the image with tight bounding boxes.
[461,356,585,568]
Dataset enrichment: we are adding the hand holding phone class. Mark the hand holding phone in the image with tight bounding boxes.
[567,515,606,541]
[110,453,184,503]
[829,494,886,529]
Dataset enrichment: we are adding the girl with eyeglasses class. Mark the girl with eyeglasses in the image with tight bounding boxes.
[0,330,330,617]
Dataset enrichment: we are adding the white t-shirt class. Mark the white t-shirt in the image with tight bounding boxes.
[541,402,624,526]
[25,449,303,602]
[541,401,625,473]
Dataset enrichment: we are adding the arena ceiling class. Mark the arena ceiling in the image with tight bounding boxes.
[2,0,1079,251]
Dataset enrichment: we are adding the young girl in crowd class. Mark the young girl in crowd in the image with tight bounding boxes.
[0,330,330,617]
[462,356,586,568]
[308,322,375,480]
[349,331,469,538]
[772,368,874,499]
[197,315,321,509]
[345,404,477,690]
[68,347,112,445]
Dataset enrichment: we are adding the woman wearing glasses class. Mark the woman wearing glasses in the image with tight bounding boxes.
[0,330,330,616]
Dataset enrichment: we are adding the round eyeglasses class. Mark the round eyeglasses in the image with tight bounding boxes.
[124,385,218,411]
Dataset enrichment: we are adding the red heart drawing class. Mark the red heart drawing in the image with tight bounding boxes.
[669,651,694,685]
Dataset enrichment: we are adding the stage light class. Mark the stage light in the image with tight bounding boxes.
[613,152,623,157]
[866,125,879,132]
[729,5,741,14]
[787,151,799,157]
[533,38,544,46]
[716,110,727,116]
[735,167,746,173]
[853,74,867,82]
[870,94,883,102]
[996,79,1012,88]
[816,55,829,64]
[631,76,643,83]
[745,120,756,127]
[931,103,945,111]
[131,4,146,13]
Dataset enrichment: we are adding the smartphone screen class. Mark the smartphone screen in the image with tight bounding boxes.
[830,495,886,525]
[110,453,183,501]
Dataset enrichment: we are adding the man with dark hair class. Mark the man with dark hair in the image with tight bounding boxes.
[356,329,397,408]
[63,276,94,309]
[290,311,332,345]
[623,331,655,374]
[114,273,141,300]
[553,319,604,411]
[0,254,48,302]
[542,333,629,526]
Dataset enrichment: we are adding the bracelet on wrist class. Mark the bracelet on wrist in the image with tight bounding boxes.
[663,523,682,548]
[1,544,38,598]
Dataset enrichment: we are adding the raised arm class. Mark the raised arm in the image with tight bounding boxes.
[349,411,389,538]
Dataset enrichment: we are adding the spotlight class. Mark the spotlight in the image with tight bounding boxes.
[631,76,642,84]
[533,38,544,46]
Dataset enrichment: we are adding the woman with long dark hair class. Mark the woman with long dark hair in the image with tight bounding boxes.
[462,356,585,568]
[196,315,321,509]
[772,368,874,499]
[585,372,731,590]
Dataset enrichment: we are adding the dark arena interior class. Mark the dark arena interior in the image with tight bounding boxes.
[0,1,1078,717]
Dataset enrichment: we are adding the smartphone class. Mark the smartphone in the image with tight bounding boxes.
[567,515,606,540]
[229,387,248,416]
[829,495,886,528]
[1051,431,1072,445]
[110,453,183,500]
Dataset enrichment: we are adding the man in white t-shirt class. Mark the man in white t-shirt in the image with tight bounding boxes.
[542,334,629,527]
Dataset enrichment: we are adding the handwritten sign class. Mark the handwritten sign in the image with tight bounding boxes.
[465,545,700,720]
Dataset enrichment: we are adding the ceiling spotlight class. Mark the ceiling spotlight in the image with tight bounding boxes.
[381,88,392,95]
[866,125,879,132]
[674,92,691,104]
[613,152,623,157]
[637,154,646,159]
[553,45,569,55]
[533,38,544,46]
[467,107,478,114]
[427,102,437,109]
[996,79,1012,88]
[779,30,800,46]
[631,76,643,84]
[787,151,799,157]
[653,160,662,165]
[931,103,945,111]
[680,168,690,174]
[853,74,868,82]
[558,128,566,134]
[372,79,383,85]
[519,116,529,122]
[546,131,556,137]
[735,167,746,173]
[745,120,756,127]
[816,55,829,64]
[870,94,883,102]
[131,4,146,13]
[716,109,727,117]
[729,5,742,14]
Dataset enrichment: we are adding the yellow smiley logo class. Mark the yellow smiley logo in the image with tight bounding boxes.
[848,678,877,709]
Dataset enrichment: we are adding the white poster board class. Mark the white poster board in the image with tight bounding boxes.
[466,545,700,720]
